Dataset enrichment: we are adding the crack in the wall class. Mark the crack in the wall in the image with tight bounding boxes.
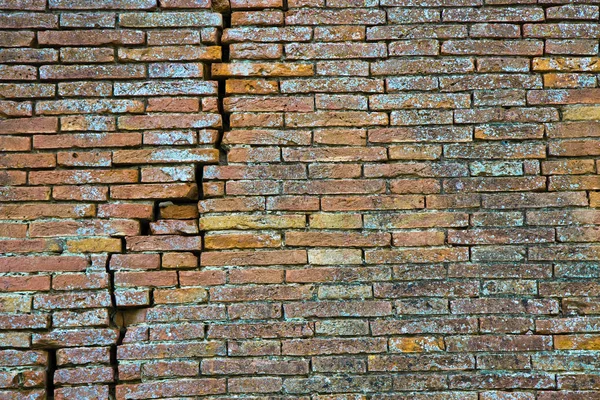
[93,3,233,396]
[106,251,125,399]
[45,349,57,400]
[213,8,231,166]
[29,2,232,397]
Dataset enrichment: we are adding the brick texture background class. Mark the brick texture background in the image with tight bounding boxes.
[2,0,600,399]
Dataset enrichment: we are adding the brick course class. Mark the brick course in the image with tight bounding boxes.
[1,0,600,398]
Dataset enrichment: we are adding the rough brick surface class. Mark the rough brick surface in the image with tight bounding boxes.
[2,0,600,399]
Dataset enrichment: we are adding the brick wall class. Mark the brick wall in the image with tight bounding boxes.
[2,0,600,399]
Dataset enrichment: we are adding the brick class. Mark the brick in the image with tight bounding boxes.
[114,148,218,164]
[223,26,311,43]
[0,275,49,292]
[118,46,221,62]
[287,43,386,59]
[286,111,388,127]
[286,232,390,247]
[112,183,198,200]
[145,304,225,321]
[0,350,47,367]
[0,153,55,169]
[475,124,543,140]
[201,358,308,375]
[52,273,109,290]
[116,379,226,399]
[372,59,474,76]
[443,7,544,22]
[230,43,283,60]
[451,298,558,314]
[118,113,221,130]
[229,377,282,393]
[162,252,198,268]
[40,65,145,80]
[525,23,600,39]
[228,303,281,320]
[0,295,32,313]
[283,147,386,162]
[449,372,555,390]
[55,347,110,366]
[389,336,445,353]
[38,29,144,45]
[33,328,118,347]
[61,115,115,131]
[97,203,153,219]
[0,13,57,28]
[210,285,313,302]
[364,212,468,229]
[118,340,225,359]
[0,256,87,273]
[226,340,277,357]
[0,48,51,64]
[201,250,307,266]
[30,219,139,237]
[286,8,385,25]
[285,266,390,284]
[369,354,475,372]
[125,235,202,251]
[282,337,386,355]
[0,117,57,134]
[543,73,597,89]
[445,142,546,159]
[50,0,156,8]
[369,126,472,143]
[284,375,391,393]
[534,57,600,72]
[212,62,313,77]
[374,281,478,297]
[208,322,312,339]
[546,4,599,20]
[448,228,554,244]
[223,129,311,145]
[446,335,552,352]
[200,214,305,230]
[230,268,284,283]
[442,39,543,55]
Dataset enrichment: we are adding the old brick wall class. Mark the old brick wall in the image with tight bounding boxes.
[2,0,600,399]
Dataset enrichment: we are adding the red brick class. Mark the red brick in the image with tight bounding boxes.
[115,271,178,288]
[0,275,50,292]
[0,117,57,134]
[38,30,144,45]
[116,379,226,399]
[0,256,88,273]
[179,270,226,286]
[52,273,109,290]
[125,235,201,251]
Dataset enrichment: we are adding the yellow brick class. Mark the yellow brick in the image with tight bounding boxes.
[563,106,600,121]
[389,336,445,353]
[65,238,122,253]
[154,288,208,304]
[199,215,305,230]
[554,334,600,350]
[308,249,362,265]
[309,213,362,229]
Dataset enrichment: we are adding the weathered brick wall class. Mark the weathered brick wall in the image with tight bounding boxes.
[2,0,600,398]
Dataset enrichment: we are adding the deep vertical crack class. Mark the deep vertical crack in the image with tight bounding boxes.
[45,349,57,400]
[106,251,125,400]
[214,8,231,164]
